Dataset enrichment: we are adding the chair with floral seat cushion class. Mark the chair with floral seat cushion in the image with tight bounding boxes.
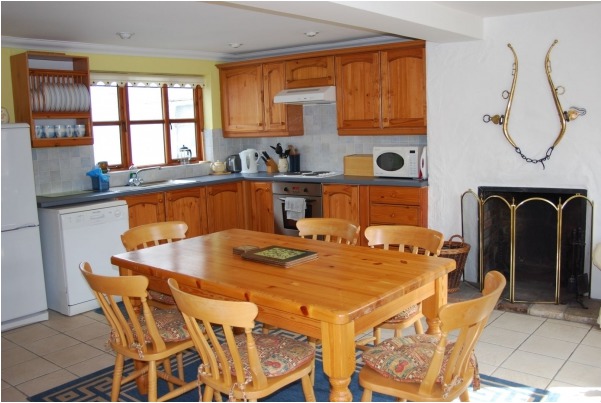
[359,270,506,402]
[357,225,445,349]
[121,221,188,308]
[167,278,316,402]
[80,262,197,402]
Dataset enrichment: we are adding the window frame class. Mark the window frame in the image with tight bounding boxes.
[91,78,204,171]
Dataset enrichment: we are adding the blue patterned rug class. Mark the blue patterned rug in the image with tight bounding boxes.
[29,327,558,402]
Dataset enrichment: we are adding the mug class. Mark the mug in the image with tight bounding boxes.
[55,125,66,138]
[35,125,44,138]
[65,125,75,138]
[43,125,55,138]
[75,124,86,137]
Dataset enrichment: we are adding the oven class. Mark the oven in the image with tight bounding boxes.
[272,181,323,236]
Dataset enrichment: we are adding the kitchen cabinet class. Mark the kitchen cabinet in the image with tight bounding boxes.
[335,42,426,135]
[368,186,428,228]
[206,182,245,233]
[244,181,274,233]
[10,51,93,147]
[120,183,244,235]
[324,184,428,245]
[285,56,335,88]
[119,193,165,228]
[165,187,208,237]
[218,63,303,138]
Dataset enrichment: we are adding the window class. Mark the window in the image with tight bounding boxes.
[90,74,204,170]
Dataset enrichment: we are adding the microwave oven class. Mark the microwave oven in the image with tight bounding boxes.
[373,146,427,179]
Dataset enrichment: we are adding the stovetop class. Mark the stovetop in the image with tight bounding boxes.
[274,171,341,178]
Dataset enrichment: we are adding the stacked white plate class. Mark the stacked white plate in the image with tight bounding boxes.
[30,83,90,113]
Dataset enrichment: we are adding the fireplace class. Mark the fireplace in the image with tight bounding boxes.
[461,187,593,304]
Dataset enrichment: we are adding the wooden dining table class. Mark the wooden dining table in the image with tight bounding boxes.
[111,228,455,402]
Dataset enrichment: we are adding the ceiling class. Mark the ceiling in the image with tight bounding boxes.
[1,1,595,61]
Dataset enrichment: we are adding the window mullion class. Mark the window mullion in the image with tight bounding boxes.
[119,86,132,168]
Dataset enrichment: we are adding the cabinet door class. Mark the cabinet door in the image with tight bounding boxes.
[246,181,274,233]
[119,193,165,228]
[285,56,335,89]
[263,62,288,133]
[381,46,427,134]
[323,184,360,225]
[165,187,208,237]
[220,65,264,134]
[335,52,381,133]
[206,182,245,233]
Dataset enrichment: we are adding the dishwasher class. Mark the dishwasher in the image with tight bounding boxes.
[38,200,129,316]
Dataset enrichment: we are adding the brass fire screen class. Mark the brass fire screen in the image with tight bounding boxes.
[461,188,594,304]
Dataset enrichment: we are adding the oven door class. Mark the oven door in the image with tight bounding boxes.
[273,196,323,236]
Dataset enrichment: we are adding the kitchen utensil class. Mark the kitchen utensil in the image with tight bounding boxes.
[239,149,260,173]
[225,154,242,173]
[177,145,192,165]
[211,160,226,173]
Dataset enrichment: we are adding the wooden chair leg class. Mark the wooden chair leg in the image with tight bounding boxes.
[148,361,158,403]
[460,389,470,401]
[301,374,316,401]
[374,327,382,345]
[163,358,174,392]
[414,317,424,334]
[361,388,373,402]
[111,354,124,401]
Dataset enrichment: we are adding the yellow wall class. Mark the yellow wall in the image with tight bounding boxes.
[1,47,222,129]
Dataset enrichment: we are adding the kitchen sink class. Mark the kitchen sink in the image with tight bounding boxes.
[134,179,196,188]
[110,179,197,192]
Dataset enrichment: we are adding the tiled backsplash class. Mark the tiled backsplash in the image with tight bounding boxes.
[214,104,426,172]
[32,104,426,195]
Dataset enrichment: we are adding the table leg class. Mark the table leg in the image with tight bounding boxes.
[422,274,448,335]
[320,321,356,402]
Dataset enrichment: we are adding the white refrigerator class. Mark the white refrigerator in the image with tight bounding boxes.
[1,123,49,331]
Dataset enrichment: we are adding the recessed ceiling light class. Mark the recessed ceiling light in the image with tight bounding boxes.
[228,43,243,48]
[304,31,319,38]
[117,32,134,40]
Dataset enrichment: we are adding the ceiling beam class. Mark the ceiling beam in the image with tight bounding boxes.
[222,1,483,42]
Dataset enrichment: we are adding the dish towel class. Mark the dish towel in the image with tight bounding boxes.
[285,197,306,221]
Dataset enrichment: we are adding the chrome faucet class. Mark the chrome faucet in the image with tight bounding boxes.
[128,166,162,186]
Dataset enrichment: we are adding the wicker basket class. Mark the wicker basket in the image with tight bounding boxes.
[440,235,471,293]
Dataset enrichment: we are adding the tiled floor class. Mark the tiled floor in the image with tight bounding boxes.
[2,294,601,401]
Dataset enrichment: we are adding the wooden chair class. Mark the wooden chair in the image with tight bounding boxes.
[296,217,360,245]
[121,221,188,309]
[167,278,316,402]
[80,262,196,402]
[359,270,506,402]
[358,225,444,347]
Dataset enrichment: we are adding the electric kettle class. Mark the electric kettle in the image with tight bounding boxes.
[239,149,260,173]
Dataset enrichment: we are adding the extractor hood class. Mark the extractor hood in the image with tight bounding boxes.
[273,86,336,104]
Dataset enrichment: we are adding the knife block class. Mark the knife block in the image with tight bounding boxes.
[266,159,278,173]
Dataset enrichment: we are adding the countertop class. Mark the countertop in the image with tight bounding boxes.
[37,172,428,208]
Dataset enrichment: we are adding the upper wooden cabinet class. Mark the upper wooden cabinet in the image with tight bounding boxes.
[285,56,335,89]
[218,63,303,138]
[10,51,94,147]
[217,40,426,138]
[336,43,426,135]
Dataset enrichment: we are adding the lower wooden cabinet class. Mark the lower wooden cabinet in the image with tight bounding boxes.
[119,192,166,228]
[322,184,428,246]
[205,182,245,233]
[244,181,274,233]
[165,187,208,237]
[120,181,244,235]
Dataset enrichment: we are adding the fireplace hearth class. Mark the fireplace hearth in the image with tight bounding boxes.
[461,187,594,304]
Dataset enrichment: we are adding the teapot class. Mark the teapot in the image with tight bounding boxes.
[239,149,260,173]
[211,160,226,173]
[177,145,192,165]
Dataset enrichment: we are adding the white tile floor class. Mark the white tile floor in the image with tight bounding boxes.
[2,308,601,402]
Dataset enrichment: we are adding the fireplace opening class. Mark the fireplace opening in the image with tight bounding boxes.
[475,186,592,304]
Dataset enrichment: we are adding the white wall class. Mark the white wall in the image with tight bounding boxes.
[426,4,601,298]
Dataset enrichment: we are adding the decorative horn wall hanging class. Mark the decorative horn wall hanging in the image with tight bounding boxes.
[483,40,586,168]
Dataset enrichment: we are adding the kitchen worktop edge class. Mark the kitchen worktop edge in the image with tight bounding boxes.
[37,173,428,208]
